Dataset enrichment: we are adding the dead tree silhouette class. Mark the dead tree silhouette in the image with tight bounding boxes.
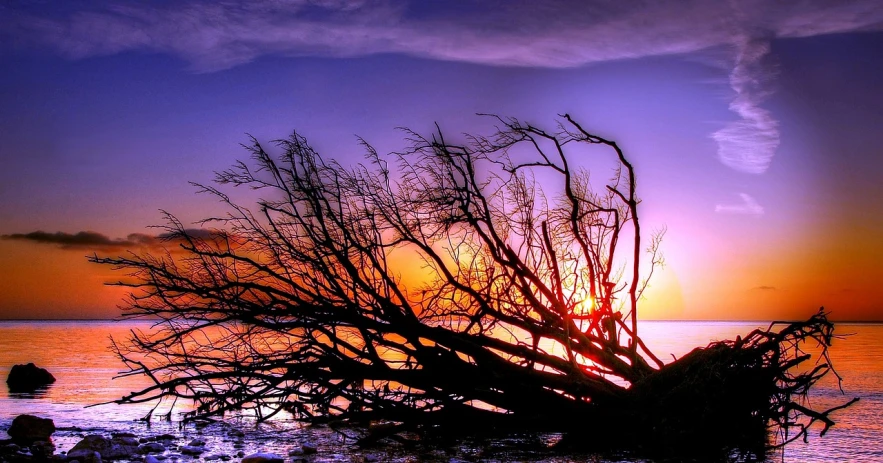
[92,114,855,456]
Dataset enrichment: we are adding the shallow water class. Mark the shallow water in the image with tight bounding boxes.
[0,320,880,462]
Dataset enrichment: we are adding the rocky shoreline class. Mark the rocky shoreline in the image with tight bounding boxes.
[2,365,566,463]
[0,415,380,463]
[1,414,570,463]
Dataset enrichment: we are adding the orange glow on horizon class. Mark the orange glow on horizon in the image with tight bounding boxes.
[1,217,881,322]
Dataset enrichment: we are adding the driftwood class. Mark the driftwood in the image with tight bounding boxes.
[91,115,855,457]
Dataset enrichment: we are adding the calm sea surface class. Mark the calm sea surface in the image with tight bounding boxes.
[0,320,880,462]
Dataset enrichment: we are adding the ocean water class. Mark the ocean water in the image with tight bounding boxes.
[0,320,880,462]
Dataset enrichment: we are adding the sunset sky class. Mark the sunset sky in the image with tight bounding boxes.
[1,0,882,320]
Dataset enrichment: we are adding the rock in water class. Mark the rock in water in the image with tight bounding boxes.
[6,415,55,443]
[6,363,56,392]
[240,452,284,463]
[70,435,139,460]
[287,444,317,457]
[137,442,166,454]
[68,449,103,463]
[180,445,206,455]
[29,440,55,458]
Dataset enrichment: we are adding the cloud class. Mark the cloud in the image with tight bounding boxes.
[752,285,777,291]
[2,1,882,171]
[1,229,226,251]
[4,1,882,70]
[715,193,764,216]
[711,36,780,174]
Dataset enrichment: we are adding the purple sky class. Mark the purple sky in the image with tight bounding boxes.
[1,0,882,320]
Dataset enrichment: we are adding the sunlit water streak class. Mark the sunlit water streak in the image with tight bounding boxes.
[0,320,880,462]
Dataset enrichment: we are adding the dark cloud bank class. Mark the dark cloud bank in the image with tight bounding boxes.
[1,229,223,251]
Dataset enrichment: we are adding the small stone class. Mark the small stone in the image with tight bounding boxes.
[29,440,55,458]
[144,455,162,463]
[203,454,225,461]
[300,444,317,455]
[187,440,206,448]
[138,442,166,454]
[240,452,283,463]
[7,415,56,443]
[180,446,206,456]
[235,451,244,458]
[67,449,102,463]
[114,436,140,447]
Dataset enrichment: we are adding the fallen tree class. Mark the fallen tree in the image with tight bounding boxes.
[92,114,855,456]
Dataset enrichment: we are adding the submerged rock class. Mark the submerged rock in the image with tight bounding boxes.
[6,415,56,443]
[6,363,56,392]
[240,452,283,463]
[288,443,317,457]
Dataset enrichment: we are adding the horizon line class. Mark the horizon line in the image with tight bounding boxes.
[1,317,881,324]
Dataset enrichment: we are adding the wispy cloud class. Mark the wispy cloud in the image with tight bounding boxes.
[711,36,780,174]
[2,1,882,171]
[2,229,225,251]
[752,285,777,291]
[715,193,765,216]
[4,1,881,70]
